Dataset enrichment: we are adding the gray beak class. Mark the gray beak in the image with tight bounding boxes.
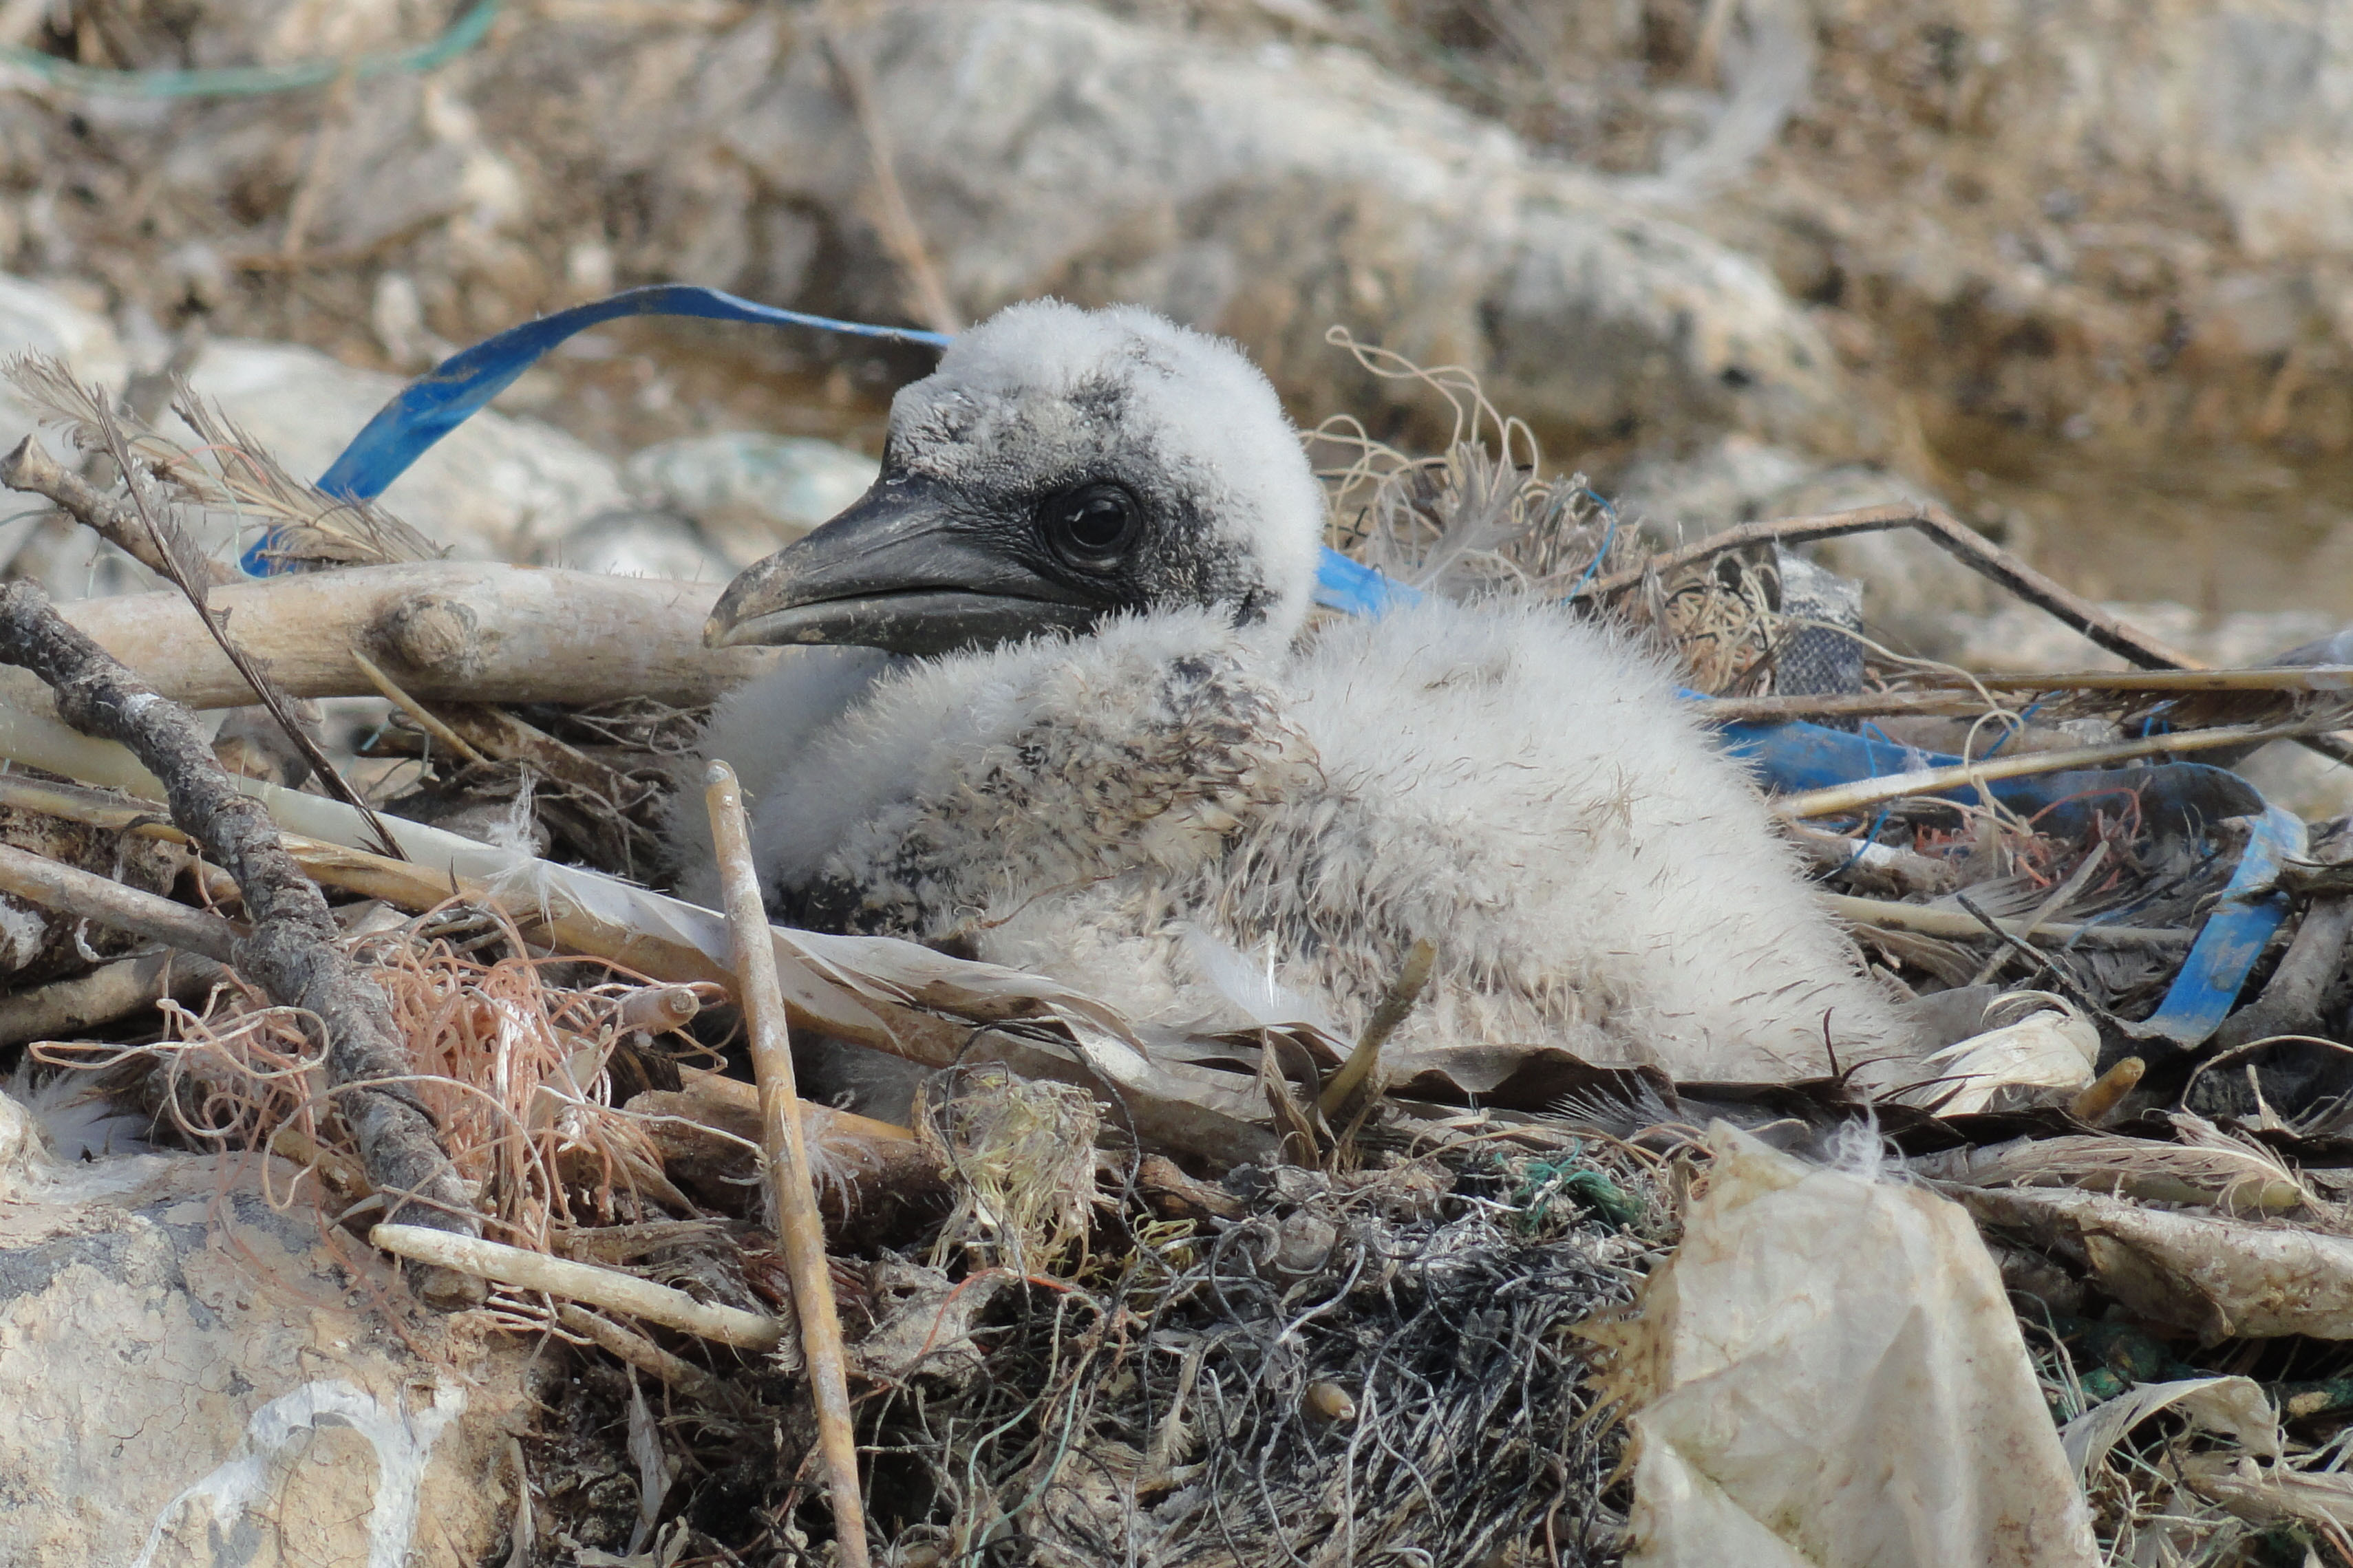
[703,473,1105,654]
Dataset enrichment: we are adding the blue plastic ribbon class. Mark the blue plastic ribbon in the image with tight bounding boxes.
[2138,805,2307,1047]
[1312,548,1421,616]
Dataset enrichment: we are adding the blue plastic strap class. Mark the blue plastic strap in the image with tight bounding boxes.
[260,285,952,576]
[1313,548,1421,616]
[2140,805,2307,1046]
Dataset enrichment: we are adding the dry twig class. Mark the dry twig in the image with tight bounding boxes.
[1825,892,2190,950]
[1776,718,2341,820]
[821,21,960,337]
[706,760,872,1568]
[0,947,226,1046]
[0,579,480,1298]
[0,435,236,587]
[0,840,238,963]
[370,1222,785,1350]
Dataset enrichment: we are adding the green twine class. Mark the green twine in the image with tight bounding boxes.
[1513,1153,1644,1230]
[0,0,498,100]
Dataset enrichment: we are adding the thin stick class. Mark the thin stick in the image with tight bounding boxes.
[1698,689,2004,722]
[822,23,961,338]
[1696,669,2353,723]
[1824,892,2190,950]
[0,436,237,586]
[1895,667,2353,694]
[0,841,239,963]
[370,1223,785,1350]
[1573,502,2203,668]
[703,760,871,1568]
[1571,500,2353,767]
[1774,718,2332,819]
[349,647,491,767]
[1968,841,2109,987]
[0,946,226,1047]
[555,1304,732,1404]
[1317,938,1436,1120]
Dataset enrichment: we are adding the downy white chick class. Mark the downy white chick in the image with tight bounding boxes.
[675,301,1900,1085]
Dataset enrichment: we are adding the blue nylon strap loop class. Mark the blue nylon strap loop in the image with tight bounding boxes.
[316,284,951,506]
[253,284,952,575]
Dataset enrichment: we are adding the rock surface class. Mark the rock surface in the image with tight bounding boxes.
[0,1096,526,1568]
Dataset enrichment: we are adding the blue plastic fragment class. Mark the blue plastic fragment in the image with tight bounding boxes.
[1313,548,1422,616]
[251,285,952,575]
[320,285,949,503]
[2141,805,2307,1047]
[1712,715,2265,837]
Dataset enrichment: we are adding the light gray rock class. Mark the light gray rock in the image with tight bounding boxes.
[712,2,1857,453]
[0,1091,526,1567]
[623,431,878,564]
[546,506,738,582]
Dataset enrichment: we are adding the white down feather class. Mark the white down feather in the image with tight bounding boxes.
[681,596,1901,1082]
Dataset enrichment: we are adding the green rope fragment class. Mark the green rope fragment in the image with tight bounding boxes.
[2049,1315,2353,1423]
[1512,1153,1645,1230]
[0,0,498,99]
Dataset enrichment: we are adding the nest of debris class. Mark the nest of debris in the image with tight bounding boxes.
[6,339,2353,1566]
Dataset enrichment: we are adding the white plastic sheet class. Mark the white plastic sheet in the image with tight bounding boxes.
[1601,1124,2098,1567]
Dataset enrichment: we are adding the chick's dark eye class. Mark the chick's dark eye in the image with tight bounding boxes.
[1041,482,1140,567]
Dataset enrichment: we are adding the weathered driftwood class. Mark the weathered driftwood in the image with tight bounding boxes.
[370,1222,789,1353]
[0,841,239,963]
[706,760,871,1568]
[0,563,772,713]
[0,947,227,1047]
[0,581,481,1301]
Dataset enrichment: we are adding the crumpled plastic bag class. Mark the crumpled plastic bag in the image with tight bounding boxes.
[1588,1124,2098,1567]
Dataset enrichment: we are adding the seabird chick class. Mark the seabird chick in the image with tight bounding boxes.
[674,301,1901,1084]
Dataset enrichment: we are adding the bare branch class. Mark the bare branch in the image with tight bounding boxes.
[0,579,480,1300]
